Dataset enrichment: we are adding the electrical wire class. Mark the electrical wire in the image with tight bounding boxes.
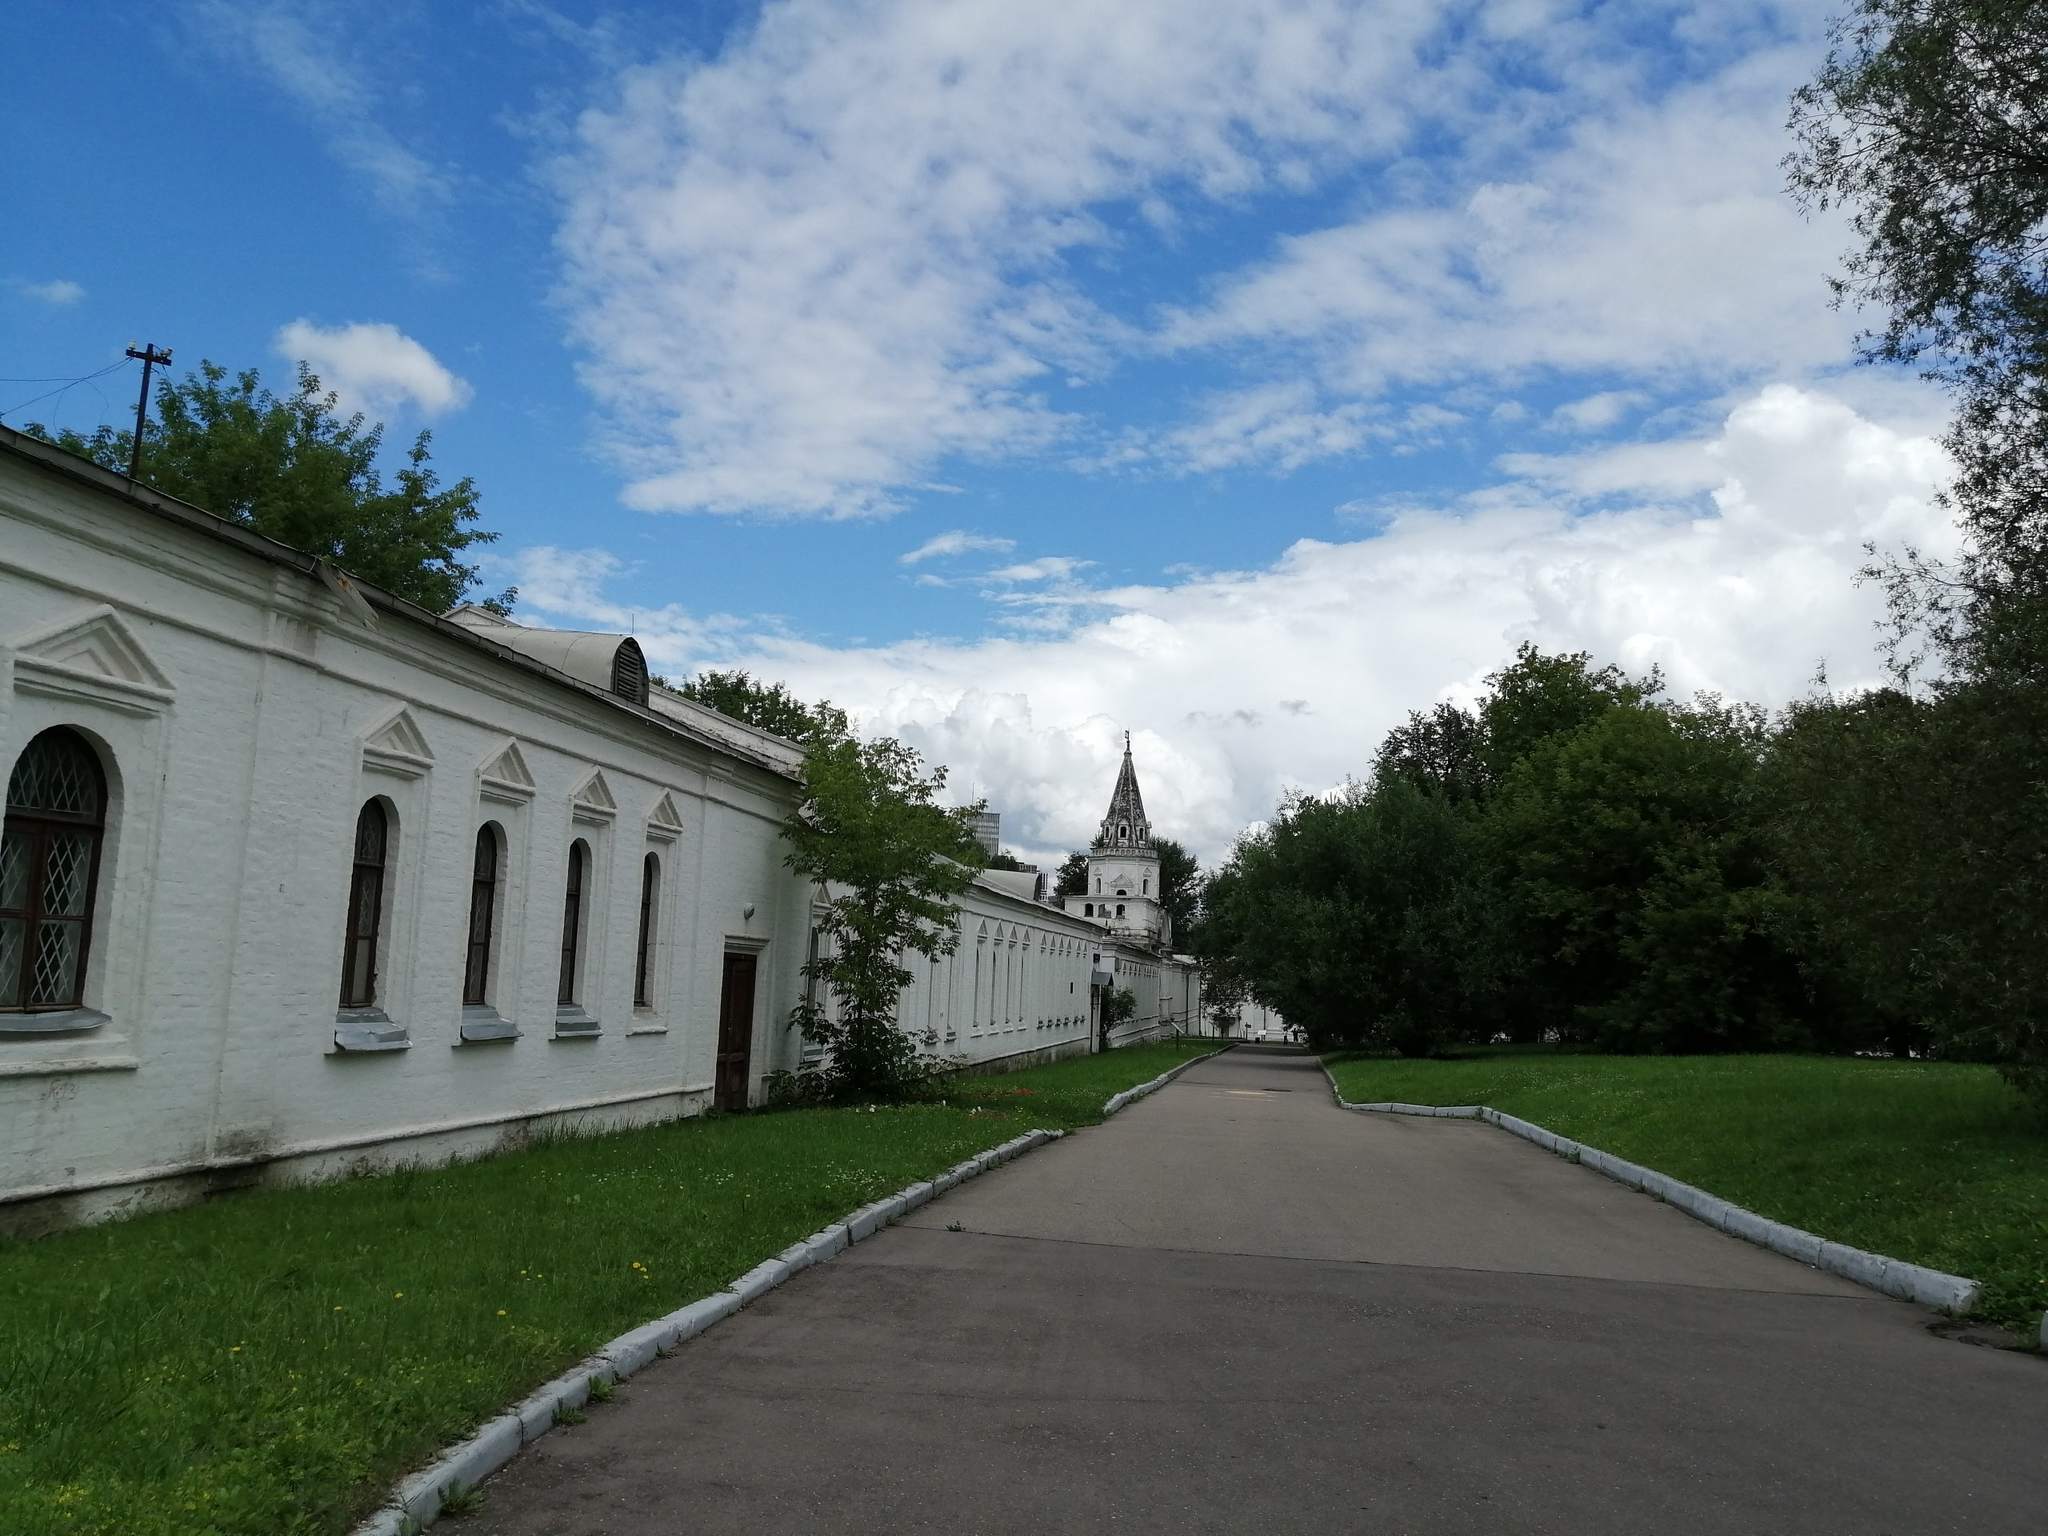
[0,358,133,423]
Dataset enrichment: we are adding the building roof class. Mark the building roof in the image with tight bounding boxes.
[978,868,1048,905]
[1094,732,1153,851]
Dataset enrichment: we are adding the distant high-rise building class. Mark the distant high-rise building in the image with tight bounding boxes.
[966,808,1001,858]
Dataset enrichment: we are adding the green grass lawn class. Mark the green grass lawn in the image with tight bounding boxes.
[0,1039,1216,1536]
[1323,1049,2048,1334]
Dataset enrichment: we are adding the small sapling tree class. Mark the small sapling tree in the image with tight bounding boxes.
[1098,985,1136,1051]
[782,728,987,1100]
[1203,960,1249,1039]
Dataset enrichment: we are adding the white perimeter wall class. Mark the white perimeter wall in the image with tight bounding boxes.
[0,448,1203,1222]
[0,456,818,1219]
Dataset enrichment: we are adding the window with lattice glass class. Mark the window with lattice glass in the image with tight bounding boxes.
[1,728,108,1013]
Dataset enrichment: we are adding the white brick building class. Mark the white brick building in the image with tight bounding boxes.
[0,427,1192,1230]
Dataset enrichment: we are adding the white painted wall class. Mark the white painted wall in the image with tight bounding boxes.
[0,436,1200,1225]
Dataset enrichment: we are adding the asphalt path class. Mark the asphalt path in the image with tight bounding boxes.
[469,1044,2046,1535]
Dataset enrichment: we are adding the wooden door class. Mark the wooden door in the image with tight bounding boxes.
[715,952,757,1111]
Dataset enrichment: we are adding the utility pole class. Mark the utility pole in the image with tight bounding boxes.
[124,342,172,481]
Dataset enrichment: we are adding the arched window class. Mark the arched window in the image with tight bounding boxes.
[1116,903,1126,918]
[463,824,500,1006]
[1142,877,1148,895]
[2,728,107,1013]
[635,852,659,1008]
[1118,822,1128,842]
[1083,902,1093,916]
[558,840,589,1006]
[1094,876,1101,894]
[339,800,389,1009]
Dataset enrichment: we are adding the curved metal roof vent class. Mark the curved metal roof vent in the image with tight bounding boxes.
[611,637,649,707]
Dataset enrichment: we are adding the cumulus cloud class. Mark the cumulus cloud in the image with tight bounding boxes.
[13,279,84,306]
[275,320,473,419]
[512,383,1955,865]
[900,530,1017,565]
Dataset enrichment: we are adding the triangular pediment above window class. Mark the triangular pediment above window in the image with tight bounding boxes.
[571,768,618,824]
[362,705,434,779]
[8,604,173,715]
[479,739,536,804]
[647,790,686,842]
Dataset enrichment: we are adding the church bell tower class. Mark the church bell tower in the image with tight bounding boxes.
[1063,733,1167,948]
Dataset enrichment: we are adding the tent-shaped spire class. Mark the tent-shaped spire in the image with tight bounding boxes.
[1094,732,1153,851]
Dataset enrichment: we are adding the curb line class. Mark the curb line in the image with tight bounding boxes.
[1102,1040,1231,1115]
[355,1045,1228,1533]
[1318,1063,1981,1317]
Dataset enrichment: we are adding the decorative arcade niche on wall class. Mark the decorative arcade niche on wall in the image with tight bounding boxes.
[2,604,175,1067]
[334,705,435,1053]
[461,739,539,1044]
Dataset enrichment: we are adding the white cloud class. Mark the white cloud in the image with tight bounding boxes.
[14,279,85,306]
[275,320,473,419]
[553,0,1459,516]
[1156,46,1857,449]
[1550,390,1645,433]
[184,3,452,218]
[900,529,1017,565]
[985,557,1092,584]
[512,383,1956,865]
[549,0,1866,505]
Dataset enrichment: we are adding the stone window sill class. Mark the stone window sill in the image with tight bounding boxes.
[333,1009,410,1052]
[458,1005,520,1044]
[626,1011,668,1036]
[0,1006,111,1036]
[552,1005,601,1039]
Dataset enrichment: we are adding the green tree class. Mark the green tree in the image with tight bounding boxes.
[1053,850,1090,899]
[1787,0,2048,680]
[1485,699,1804,1052]
[678,669,850,743]
[1097,983,1136,1051]
[781,728,987,1101]
[27,360,509,614]
[1202,782,1492,1056]
[1787,0,2048,1108]
[1477,643,1663,786]
[985,848,1034,873]
[1201,957,1250,1038]
[1374,699,1488,802]
[1152,836,1203,944]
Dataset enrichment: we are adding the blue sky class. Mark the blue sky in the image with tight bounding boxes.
[3,1,1958,862]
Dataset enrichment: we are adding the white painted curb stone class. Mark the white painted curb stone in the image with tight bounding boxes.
[356,1048,1229,1532]
[1101,1042,1229,1116]
[1321,1063,1982,1316]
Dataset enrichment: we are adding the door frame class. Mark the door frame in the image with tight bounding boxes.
[714,937,768,1110]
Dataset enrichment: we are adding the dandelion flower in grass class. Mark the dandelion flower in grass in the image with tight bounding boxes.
[497,1309,508,1317]
[393,1292,405,1300]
